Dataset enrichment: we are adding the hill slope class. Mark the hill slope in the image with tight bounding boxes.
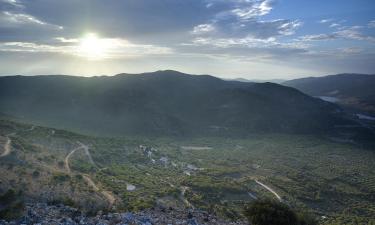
[283,74,375,113]
[1,119,375,224]
[0,70,347,136]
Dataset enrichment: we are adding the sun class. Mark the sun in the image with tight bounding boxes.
[78,33,108,59]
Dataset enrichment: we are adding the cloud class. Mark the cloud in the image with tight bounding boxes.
[0,0,23,8]
[319,19,333,24]
[189,36,277,48]
[191,0,301,40]
[178,35,309,62]
[329,23,340,28]
[55,37,78,43]
[192,24,216,35]
[192,19,302,40]
[204,0,275,19]
[335,26,375,42]
[318,18,347,29]
[230,0,274,20]
[369,20,375,28]
[184,0,304,61]
[300,26,375,42]
[340,47,363,54]
[0,0,64,31]
[0,11,63,29]
[0,37,173,59]
[300,34,338,41]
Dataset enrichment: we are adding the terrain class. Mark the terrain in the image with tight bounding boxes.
[0,70,354,137]
[1,119,375,224]
[283,74,375,114]
[1,71,375,225]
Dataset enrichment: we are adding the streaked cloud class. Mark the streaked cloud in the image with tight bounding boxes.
[0,11,63,29]
[0,0,23,8]
[0,0,63,30]
[192,0,301,41]
[230,0,274,20]
[319,19,333,24]
[300,26,375,42]
[0,37,173,60]
[192,24,216,35]
[329,23,340,28]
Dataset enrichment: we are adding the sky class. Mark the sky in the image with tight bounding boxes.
[0,0,374,79]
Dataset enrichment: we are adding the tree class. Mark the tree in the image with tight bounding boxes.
[244,200,314,225]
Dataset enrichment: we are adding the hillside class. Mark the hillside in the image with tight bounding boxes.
[1,119,375,224]
[0,70,348,137]
[283,74,375,113]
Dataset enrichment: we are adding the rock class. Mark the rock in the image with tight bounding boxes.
[0,203,247,225]
[187,218,199,225]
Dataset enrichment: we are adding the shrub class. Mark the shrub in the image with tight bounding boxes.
[0,189,25,220]
[244,200,315,225]
[52,173,70,183]
[32,170,40,178]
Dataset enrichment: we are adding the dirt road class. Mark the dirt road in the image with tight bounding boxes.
[65,142,115,207]
[83,174,116,207]
[255,180,282,202]
[0,137,11,157]
[64,146,82,173]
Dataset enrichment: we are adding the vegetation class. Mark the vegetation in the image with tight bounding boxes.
[244,200,317,225]
[0,189,25,220]
[244,200,298,225]
[0,119,375,224]
[0,71,352,137]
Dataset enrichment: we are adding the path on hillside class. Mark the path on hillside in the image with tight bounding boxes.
[82,174,116,207]
[65,142,116,208]
[26,125,35,131]
[0,137,11,157]
[64,145,83,173]
[180,186,195,209]
[77,141,96,166]
[255,180,282,202]
[1,126,37,158]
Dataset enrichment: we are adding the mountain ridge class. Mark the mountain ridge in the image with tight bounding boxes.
[283,73,375,113]
[0,70,352,137]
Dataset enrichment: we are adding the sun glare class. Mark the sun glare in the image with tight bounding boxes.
[78,33,108,59]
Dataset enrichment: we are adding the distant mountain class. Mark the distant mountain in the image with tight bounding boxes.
[230,78,286,84]
[283,74,375,113]
[0,70,351,136]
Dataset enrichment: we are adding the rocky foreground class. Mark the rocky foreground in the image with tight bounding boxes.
[0,203,247,225]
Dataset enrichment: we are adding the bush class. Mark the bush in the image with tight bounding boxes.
[52,173,70,183]
[32,170,40,178]
[244,200,316,225]
[0,189,25,220]
[47,197,76,207]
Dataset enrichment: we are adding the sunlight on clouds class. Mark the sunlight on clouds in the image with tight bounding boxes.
[0,34,173,60]
[74,33,173,60]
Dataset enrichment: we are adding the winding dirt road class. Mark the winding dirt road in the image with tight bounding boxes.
[255,180,282,202]
[82,174,116,207]
[180,186,195,209]
[0,137,11,157]
[64,142,116,208]
[64,146,82,173]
